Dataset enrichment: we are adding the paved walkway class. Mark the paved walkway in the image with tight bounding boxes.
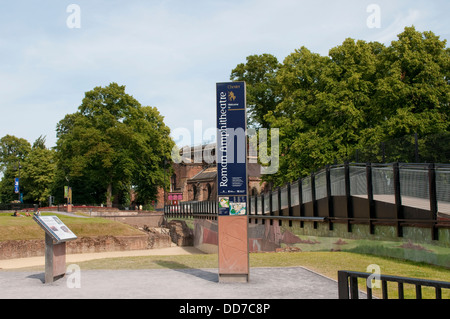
[0,247,346,299]
[0,267,341,299]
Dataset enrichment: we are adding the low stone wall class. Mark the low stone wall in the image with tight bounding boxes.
[0,233,171,260]
[100,213,164,228]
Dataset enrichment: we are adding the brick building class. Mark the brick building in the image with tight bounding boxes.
[155,144,268,207]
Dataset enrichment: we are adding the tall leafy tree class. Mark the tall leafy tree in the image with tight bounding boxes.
[234,26,449,186]
[230,53,281,128]
[358,26,450,162]
[21,136,56,205]
[55,83,174,207]
[0,135,31,203]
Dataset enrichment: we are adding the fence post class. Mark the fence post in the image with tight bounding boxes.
[287,183,293,227]
[269,189,274,226]
[393,162,403,238]
[344,162,352,233]
[298,177,304,228]
[278,187,282,226]
[311,172,318,229]
[326,165,333,231]
[366,163,375,235]
[338,271,350,299]
[261,193,265,225]
[254,195,258,224]
[428,163,438,241]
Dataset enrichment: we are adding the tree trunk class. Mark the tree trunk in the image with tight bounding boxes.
[106,183,113,208]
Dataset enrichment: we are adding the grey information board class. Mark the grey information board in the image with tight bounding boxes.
[33,215,77,243]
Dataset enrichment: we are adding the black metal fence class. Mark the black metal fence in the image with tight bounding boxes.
[0,203,37,211]
[165,201,218,219]
[247,162,450,240]
[338,270,450,299]
[165,162,450,241]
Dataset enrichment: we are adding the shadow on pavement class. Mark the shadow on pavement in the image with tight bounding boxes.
[154,260,218,283]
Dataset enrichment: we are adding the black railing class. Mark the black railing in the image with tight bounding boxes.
[338,270,450,299]
[165,201,218,219]
[165,162,450,241]
[0,203,37,211]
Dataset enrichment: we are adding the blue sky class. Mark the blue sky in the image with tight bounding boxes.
[0,0,449,148]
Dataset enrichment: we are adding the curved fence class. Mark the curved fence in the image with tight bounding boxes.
[165,162,450,241]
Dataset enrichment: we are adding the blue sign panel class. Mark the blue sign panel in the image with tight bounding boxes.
[216,82,247,215]
[14,178,19,194]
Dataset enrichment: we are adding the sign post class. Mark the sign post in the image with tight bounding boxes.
[33,215,77,283]
[216,81,249,283]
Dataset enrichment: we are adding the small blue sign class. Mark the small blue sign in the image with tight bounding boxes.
[14,178,19,194]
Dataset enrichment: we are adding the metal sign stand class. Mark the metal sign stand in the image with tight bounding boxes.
[33,215,77,284]
[45,233,67,284]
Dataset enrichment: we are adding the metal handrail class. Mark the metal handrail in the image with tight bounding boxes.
[338,270,450,299]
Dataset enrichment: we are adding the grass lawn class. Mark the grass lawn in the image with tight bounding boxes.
[0,212,144,241]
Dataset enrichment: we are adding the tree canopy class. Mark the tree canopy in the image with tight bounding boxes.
[55,82,174,207]
[232,26,450,186]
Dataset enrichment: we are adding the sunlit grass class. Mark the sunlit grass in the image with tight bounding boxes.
[0,212,144,241]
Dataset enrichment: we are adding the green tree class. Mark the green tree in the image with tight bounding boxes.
[358,26,450,162]
[0,135,31,203]
[55,83,174,207]
[21,136,57,205]
[230,53,281,128]
[252,26,449,186]
[0,135,31,174]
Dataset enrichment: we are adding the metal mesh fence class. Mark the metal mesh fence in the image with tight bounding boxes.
[315,170,327,200]
[350,165,367,196]
[302,176,312,203]
[399,164,429,200]
[272,190,278,211]
[257,196,262,214]
[330,166,345,196]
[264,193,270,214]
[280,185,288,209]
[249,163,450,216]
[290,181,299,206]
[372,164,395,197]
[436,165,450,214]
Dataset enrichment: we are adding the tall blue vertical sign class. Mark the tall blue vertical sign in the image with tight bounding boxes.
[217,81,249,282]
[216,82,248,215]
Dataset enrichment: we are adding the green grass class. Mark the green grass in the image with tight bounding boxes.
[0,212,144,241]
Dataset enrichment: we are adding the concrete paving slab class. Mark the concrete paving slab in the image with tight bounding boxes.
[0,267,342,299]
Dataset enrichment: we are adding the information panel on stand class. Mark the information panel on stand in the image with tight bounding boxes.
[216,81,248,216]
[33,215,77,243]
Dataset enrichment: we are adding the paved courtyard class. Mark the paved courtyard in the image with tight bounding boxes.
[0,266,342,299]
